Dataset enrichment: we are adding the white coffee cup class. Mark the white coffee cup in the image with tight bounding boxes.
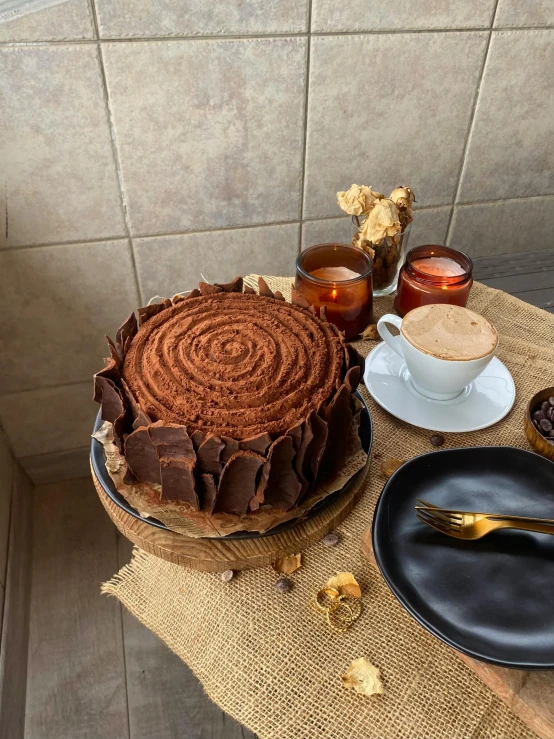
[377,312,498,401]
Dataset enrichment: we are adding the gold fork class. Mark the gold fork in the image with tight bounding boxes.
[415,498,554,540]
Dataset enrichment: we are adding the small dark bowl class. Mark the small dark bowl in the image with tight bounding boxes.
[525,387,554,462]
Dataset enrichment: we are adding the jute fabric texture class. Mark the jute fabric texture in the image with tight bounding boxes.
[102,277,554,739]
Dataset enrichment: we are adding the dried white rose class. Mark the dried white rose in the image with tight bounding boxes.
[361,199,401,244]
[390,186,415,213]
[337,184,383,216]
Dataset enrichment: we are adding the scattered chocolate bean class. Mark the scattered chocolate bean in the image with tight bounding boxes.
[221,569,235,583]
[539,418,553,433]
[275,577,292,593]
[548,407,554,422]
[542,401,550,412]
[430,434,445,447]
[533,410,546,422]
[323,533,340,547]
[548,396,554,407]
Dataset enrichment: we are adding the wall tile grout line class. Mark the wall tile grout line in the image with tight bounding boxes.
[445,0,501,244]
[88,0,144,306]
[1,26,554,48]
[0,378,91,399]
[297,0,314,254]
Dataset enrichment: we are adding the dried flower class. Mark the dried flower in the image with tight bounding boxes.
[337,184,383,216]
[352,232,376,260]
[381,458,403,478]
[325,572,362,599]
[361,323,380,341]
[272,553,302,575]
[342,658,384,697]
[390,186,415,212]
[361,199,401,244]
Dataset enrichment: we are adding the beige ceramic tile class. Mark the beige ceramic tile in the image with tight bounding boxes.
[0,0,94,42]
[312,0,495,31]
[102,39,306,235]
[448,197,554,256]
[301,217,352,250]
[459,31,554,202]
[19,447,90,485]
[302,208,451,251]
[0,46,125,246]
[94,0,308,37]
[134,223,299,300]
[0,241,139,394]
[0,429,14,587]
[303,33,487,218]
[0,383,96,458]
[495,0,554,27]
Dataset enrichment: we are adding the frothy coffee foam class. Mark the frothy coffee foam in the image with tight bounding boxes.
[401,304,498,361]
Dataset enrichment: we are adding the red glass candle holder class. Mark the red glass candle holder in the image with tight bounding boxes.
[394,244,473,318]
[295,244,373,340]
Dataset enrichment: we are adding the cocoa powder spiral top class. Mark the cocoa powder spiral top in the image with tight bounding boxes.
[122,292,344,440]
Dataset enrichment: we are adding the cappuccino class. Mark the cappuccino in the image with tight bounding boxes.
[401,304,498,362]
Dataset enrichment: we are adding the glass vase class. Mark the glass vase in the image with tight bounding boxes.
[351,217,411,297]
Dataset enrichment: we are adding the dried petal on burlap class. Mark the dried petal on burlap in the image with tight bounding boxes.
[342,657,384,696]
[325,572,362,599]
[272,553,302,575]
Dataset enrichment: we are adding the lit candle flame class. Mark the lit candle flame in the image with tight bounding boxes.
[332,289,337,300]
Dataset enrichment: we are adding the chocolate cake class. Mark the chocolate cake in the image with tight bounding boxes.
[93,277,364,519]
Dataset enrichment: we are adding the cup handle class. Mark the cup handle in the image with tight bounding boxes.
[377,314,404,359]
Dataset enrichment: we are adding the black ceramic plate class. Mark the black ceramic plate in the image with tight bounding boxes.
[372,446,554,669]
[91,390,372,541]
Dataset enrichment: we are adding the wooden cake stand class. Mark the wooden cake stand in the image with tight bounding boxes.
[92,461,369,573]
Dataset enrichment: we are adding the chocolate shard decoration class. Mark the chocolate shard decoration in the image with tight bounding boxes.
[292,420,314,499]
[215,276,243,293]
[172,289,201,304]
[301,412,328,491]
[120,378,151,430]
[199,282,223,296]
[243,285,256,294]
[138,299,172,326]
[308,304,317,315]
[286,421,303,452]
[291,286,311,310]
[158,457,198,507]
[322,384,353,478]
[347,344,365,378]
[191,429,204,449]
[123,467,137,485]
[93,359,120,402]
[256,436,302,511]
[273,290,285,301]
[95,376,127,452]
[106,335,122,367]
[213,451,264,515]
[258,276,274,299]
[320,305,328,322]
[344,365,361,395]
[125,426,161,485]
[241,432,272,456]
[148,422,198,508]
[115,312,138,357]
[197,435,225,476]
[200,473,217,513]
[220,436,240,464]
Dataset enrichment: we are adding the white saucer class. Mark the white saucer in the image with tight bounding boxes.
[363,338,516,433]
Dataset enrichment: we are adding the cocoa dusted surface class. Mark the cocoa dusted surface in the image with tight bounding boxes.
[122,292,344,440]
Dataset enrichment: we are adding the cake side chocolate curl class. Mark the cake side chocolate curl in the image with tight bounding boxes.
[197,435,225,476]
[213,451,264,514]
[199,282,223,296]
[241,432,272,456]
[200,473,218,513]
[254,436,302,511]
[300,412,328,500]
[215,276,243,293]
[347,344,365,378]
[258,276,274,299]
[95,376,127,452]
[322,384,353,478]
[138,299,172,326]
[93,358,121,402]
[125,426,161,486]
[344,365,361,395]
[115,312,138,357]
[148,422,199,508]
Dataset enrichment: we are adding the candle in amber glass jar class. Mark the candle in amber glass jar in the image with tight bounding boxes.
[394,245,473,318]
[295,244,373,339]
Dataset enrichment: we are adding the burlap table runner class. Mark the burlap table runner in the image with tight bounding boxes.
[103,277,554,739]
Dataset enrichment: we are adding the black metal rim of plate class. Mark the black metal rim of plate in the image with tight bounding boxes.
[91,390,372,541]
[372,446,554,670]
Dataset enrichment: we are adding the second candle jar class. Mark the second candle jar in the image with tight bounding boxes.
[394,245,473,318]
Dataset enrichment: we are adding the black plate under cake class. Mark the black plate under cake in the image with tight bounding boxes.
[91,390,372,541]
[373,446,554,669]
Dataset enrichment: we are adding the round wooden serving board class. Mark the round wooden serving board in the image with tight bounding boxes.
[92,461,369,572]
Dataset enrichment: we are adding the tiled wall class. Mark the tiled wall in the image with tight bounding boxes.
[1,0,553,481]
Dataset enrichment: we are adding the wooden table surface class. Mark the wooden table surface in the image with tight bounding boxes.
[24,248,554,739]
